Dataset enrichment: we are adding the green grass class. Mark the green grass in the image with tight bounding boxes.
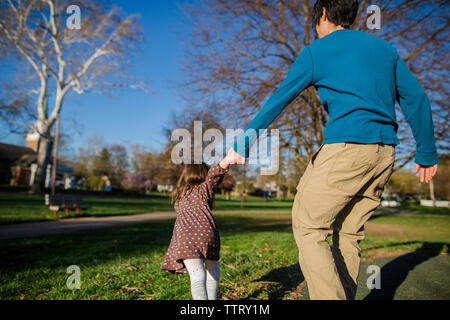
[0,211,448,300]
[215,193,294,201]
[0,193,293,225]
[0,212,296,300]
[0,194,174,225]
[399,200,450,215]
[214,199,293,211]
[1,192,448,225]
[1,191,449,299]
[369,214,450,243]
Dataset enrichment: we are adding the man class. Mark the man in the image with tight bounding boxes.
[229,0,439,299]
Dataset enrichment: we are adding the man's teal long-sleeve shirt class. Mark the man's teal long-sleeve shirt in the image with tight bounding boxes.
[233,29,438,165]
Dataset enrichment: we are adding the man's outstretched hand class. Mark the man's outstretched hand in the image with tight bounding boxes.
[414,164,438,183]
[226,148,246,166]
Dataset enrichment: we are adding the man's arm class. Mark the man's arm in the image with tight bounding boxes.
[394,49,439,166]
[394,49,439,183]
[233,46,314,158]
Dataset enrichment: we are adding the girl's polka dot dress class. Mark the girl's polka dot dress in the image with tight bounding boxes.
[161,163,228,274]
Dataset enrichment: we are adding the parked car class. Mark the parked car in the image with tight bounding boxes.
[380,200,401,208]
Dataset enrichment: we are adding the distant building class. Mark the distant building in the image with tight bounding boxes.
[0,133,74,189]
[0,142,36,185]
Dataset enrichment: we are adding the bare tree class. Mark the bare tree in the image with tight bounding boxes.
[109,143,129,187]
[180,0,448,174]
[0,0,146,192]
[129,145,165,182]
[163,107,227,165]
[0,95,36,135]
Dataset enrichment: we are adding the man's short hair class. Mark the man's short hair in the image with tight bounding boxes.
[312,0,360,29]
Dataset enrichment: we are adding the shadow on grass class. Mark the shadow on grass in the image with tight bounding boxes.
[81,199,173,213]
[243,263,305,300]
[0,195,45,206]
[362,240,421,251]
[214,205,293,211]
[218,217,292,235]
[369,207,450,219]
[364,242,449,300]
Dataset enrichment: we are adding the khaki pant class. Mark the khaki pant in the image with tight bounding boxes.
[292,142,395,300]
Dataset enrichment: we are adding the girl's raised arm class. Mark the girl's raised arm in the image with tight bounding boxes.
[204,163,228,197]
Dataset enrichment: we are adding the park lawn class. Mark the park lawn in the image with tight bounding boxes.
[368,215,450,244]
[0,193,293,225]
[399,200,450,216]
[1,191,447,225]
[0,194,174,225]
[215,193,295,202]
[0,211,448,300]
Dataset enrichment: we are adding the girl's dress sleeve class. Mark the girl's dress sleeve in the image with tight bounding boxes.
[203,163,228,198]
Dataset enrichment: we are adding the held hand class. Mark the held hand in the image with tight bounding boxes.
[414,164,438,183]
[219,148,244,169]
[225,148,246,166]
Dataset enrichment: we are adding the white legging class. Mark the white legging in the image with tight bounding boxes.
[183,259,220,300]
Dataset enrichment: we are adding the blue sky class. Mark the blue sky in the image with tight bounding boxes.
[0,0,193,154]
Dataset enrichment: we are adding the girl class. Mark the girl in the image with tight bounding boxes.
[161,153,233,300]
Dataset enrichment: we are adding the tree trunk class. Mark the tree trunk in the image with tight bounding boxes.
[29,133,53,194]
[30,89,62,194]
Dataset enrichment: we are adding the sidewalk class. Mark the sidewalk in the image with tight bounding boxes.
[0,211,177,240]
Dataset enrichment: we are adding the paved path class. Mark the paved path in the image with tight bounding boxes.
[0,211,177,240]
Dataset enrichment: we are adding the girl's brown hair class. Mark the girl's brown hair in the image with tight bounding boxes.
[171,163,209,204]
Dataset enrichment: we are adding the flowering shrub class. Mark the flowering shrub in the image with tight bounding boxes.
[121,172,153,193]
